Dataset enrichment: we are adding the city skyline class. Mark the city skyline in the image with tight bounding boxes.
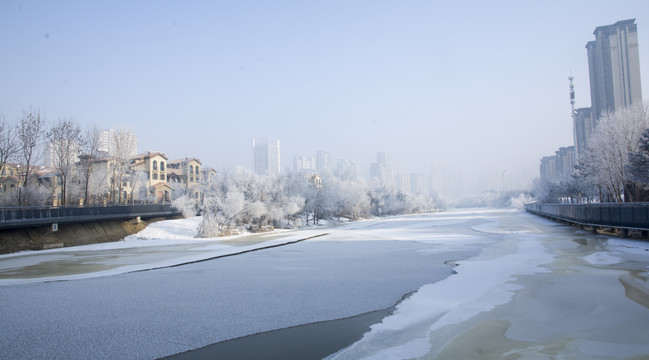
[2,1,649,197]
[542,18,644,185]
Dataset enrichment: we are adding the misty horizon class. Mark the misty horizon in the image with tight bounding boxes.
[2,1,648,198]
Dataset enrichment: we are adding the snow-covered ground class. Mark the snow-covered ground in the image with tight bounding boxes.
[1,208,649,359]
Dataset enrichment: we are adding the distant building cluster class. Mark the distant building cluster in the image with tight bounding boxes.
[293,150,334,173]
[292,149,359,181]
[369,151,437,195]
[291,146,437,196]
[540,19,643,183]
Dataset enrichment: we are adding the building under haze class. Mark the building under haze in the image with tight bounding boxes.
[540,146,575,184]
[370,152,396,187]
[98,129,138,158]
[293,155,315,172]
[316,151,332,172]
[335,159,358,179]
[572,107,593,161]
[252,137,280,176]
[587,19,643,122]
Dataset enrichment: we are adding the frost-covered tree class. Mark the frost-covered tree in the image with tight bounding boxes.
[194,165,437,237]
[109,129,137,204]
[171,195,198,218]
[626,128,649,201]
[578,104,649,202]
[196,167,250,237]
[326,175,370,220]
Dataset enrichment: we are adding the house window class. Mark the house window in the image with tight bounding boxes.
[153,173,158,180]
[160,161,165,171]
[189,165,194,174]
[195,166,199,174]
[161,175,165,181]
[153,160,158,171]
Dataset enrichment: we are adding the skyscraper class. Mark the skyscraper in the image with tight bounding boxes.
[315,151,331,172]
[586,19,643,121]
[252,137,280,175]
[370,152,396,187]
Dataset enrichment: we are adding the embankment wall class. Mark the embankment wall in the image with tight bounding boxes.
[0,217,173,254]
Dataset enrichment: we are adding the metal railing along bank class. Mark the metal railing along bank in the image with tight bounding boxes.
[0,204,181,229]
[525,202,649,231]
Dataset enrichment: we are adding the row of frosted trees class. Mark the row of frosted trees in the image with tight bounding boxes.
[173,167,439,237]
[534,104,649,203]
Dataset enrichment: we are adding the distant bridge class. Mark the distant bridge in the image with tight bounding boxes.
[525,202,649,237]
[0,204,181,230]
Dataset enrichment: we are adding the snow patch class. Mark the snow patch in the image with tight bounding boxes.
[330,232,554,359]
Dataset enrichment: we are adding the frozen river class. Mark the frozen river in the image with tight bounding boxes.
[1,208,649,359]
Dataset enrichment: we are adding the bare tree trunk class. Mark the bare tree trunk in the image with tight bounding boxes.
[18,108,45,206]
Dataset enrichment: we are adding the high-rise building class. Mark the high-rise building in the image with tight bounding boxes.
[573,107,593,160]
[44,140,81,168]
[586,19,642,122]
[293,155,315,172]
[370,152,396,187]
[540,146,575,183]
[97,129,138,158]
[252,137,280,175]
[335,159,358,179]
[315,151,331,172]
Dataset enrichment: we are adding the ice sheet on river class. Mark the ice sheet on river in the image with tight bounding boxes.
[2,209,649,360]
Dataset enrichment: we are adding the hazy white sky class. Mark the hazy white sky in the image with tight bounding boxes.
[1,1,648,196]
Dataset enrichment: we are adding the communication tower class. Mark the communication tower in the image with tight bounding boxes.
[568,75,576,114]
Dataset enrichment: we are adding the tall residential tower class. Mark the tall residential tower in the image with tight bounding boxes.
[252,137,280,176]
[586,19,642,122]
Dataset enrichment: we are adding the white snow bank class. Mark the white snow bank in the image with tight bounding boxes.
[329,224,554,359]
[126,216,202,240]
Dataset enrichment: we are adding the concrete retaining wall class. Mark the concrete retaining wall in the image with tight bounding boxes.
[0,217,173,254]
